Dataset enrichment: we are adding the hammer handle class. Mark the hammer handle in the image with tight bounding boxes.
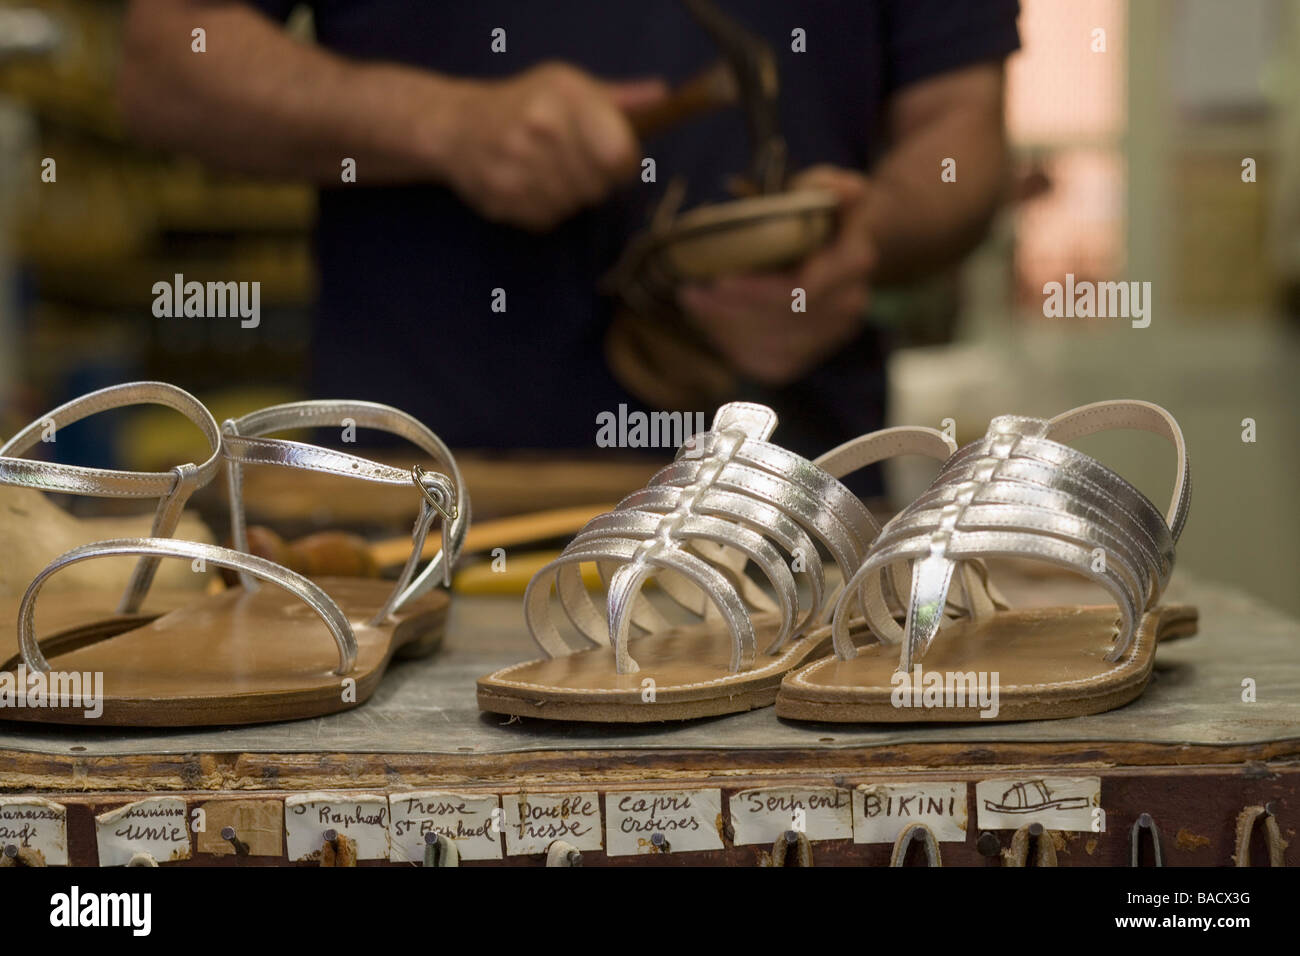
[626,61,736,139]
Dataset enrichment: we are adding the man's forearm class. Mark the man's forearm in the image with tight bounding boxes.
[120,0,463,183]
[864,63,1009,284]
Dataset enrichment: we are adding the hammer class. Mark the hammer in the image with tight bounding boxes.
[626,59,738,141]
[625,0,786,193]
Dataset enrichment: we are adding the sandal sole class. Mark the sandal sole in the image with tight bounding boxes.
[774,604,1197,723]
[0,578,447,727]
[477,621,832,723]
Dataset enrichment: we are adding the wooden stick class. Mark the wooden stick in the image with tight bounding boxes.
[370,503,613,569]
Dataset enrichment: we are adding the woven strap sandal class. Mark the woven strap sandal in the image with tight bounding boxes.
[0,382,223,662]
[776,399,1198,723]
[3,399,468,726]
[477,401,957,722]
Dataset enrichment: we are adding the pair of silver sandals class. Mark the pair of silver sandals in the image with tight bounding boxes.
[478,399,1196,724]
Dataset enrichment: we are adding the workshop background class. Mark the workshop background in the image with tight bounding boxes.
[0,0,1298,613]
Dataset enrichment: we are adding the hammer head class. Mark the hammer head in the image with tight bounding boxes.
[681,0,786,192]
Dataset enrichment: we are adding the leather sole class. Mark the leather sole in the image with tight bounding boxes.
[0,578,447,727]
[477,619,832,723]
[775,604,1198,723]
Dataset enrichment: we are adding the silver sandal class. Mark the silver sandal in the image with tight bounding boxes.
[477,401,957,722]
[4,392,468,726]
[777,399,1198,723]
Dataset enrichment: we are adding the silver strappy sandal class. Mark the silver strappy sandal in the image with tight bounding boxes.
[0,382,224,662]
[777,400,1198,723]
[3,392,467,726]
[477,401,960,722]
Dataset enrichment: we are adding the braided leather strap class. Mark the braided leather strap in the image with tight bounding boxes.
[832,400,1191,670]
[524,402,955,675]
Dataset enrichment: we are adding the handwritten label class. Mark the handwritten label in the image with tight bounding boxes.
[729,787,852,845]
[389,791,502,862]
[605,789,724,857]
[853,783,968,843]
[0,796,68,866]
[976,776,1101,832]
[501,792,602,856]
[95,797,191,866]
[284,792,390,861]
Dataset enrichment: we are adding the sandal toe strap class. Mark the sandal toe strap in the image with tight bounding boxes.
[16,537,357,677]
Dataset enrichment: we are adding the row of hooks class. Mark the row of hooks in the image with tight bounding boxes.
[1,803,1285,867]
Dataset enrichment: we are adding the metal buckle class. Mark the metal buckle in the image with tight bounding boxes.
[411,464,457,521]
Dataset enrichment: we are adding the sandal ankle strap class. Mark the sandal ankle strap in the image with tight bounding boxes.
[222,400,468,623]
[1045,399,1190,542]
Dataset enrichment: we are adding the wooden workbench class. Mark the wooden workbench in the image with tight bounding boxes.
[1,574,1297,866]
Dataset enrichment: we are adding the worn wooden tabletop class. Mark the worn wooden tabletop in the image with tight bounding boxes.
[1,573,1296,772]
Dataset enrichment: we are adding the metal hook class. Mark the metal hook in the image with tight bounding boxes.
[890,822,943,867]
[546,840,584,867]
[1129,813,1164,867]
[650,832,670,853]
[769,829,813,867]
[319,828,357,867]
[1234,804,1287,867]
[412,465,458,521]
[1,843,45,867]
[220,825,250,857]
[423,831,460,868]
[1003,823,1057,867]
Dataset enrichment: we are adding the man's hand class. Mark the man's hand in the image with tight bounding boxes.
[442,63,666,231]
[119,2,670,208]
[678,165,876,386]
